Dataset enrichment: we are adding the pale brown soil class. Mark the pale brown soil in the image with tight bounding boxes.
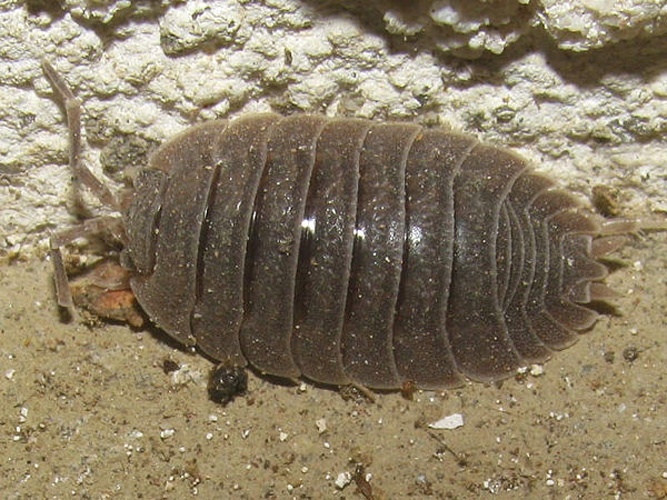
[1,233,665,499]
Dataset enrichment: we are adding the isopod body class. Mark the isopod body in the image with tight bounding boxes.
[43,61,628,392]
[120,113,619,391]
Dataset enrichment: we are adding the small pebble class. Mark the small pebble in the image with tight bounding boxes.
[315,418,327,434]
[160,428,175,439]
[335,471,352,489]
[529,364,545,376]
[428,413,464,430]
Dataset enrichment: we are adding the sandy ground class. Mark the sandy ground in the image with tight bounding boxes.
[0,232,665,499]
[1,1,666,498]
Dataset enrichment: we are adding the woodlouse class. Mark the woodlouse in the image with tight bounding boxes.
[43,61,647,393]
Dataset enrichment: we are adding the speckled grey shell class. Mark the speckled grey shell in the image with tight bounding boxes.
[121,113,609,390]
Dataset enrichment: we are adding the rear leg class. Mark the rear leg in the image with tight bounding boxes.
[592,216,667,260]
[588,215,667,301]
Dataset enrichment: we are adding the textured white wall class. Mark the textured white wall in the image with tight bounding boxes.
[1,0,666,260]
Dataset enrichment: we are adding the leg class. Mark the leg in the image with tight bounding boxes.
[598,216,667,237]
[588,214,667,301]
[49,215,125,310]
[50,244,73,310]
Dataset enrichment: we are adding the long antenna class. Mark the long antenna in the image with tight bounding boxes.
[42,59,119,211]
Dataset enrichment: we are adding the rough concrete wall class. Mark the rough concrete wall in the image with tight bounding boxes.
[1,0,666,260]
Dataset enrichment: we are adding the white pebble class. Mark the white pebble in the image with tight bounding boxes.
[428,413,464,430]
[160,428,175,439]
[315,418,327,434]
[529,364,545,376]
[335,471,352,489]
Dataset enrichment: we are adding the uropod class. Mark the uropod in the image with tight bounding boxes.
[41,60,658,402]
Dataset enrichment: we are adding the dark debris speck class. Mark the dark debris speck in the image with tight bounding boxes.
[622,347,640,362]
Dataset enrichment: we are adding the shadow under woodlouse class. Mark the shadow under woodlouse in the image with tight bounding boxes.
[42,59,660,399]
